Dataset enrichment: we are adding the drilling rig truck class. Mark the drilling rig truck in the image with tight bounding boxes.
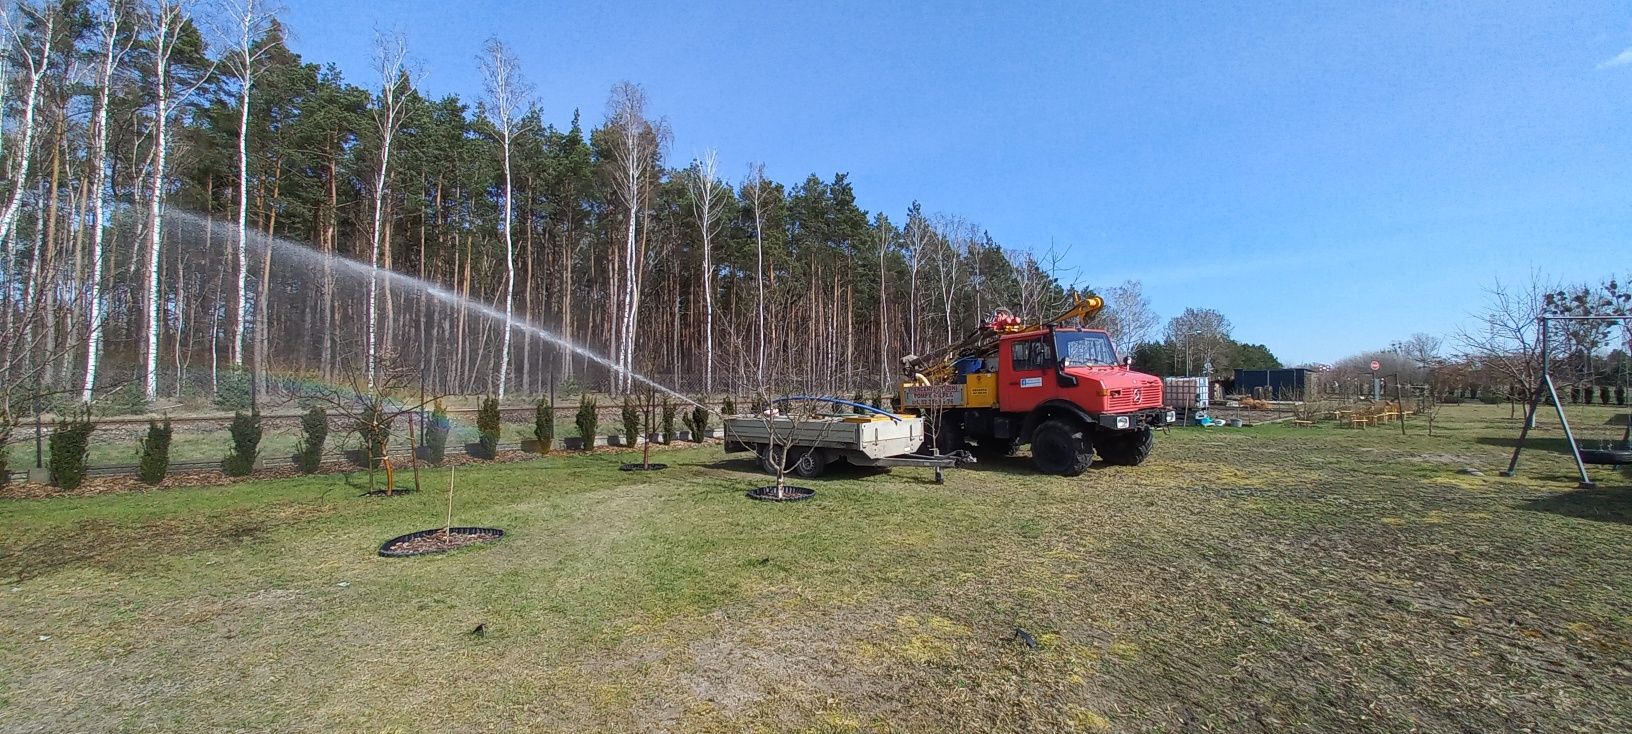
[721,294,1171,479]
[898,294,1174,476]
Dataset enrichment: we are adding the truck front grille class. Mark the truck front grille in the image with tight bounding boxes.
[1107,384,1162,411]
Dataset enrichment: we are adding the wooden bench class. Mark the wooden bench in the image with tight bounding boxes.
[1292,420,1314,428]
[1347,418,1371,429]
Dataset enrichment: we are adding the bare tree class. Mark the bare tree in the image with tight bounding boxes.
[1164,307,1232,376]
[366,30,412,391]
[604,82,668,392]
[285,356,442,495]
[1098,280,1158,348]
[1010,244,1075,323]
[480,36,531,398]
[740,390,838,500]
[219,0,278,370]
[1454,274,1558,424]
[1394,332,1442,371]
[685,150,727,394]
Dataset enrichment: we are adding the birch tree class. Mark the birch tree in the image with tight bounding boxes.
[0,2,53,257]
[744,162,768,389]
[480,36,530,398]
[875,213,890,390]
[932,215,971,343]
[604,82,667,392]
[142,0,212,402]
[81,0,134,403]
[685,149,726,393]
[221,0,277,369]
[902,203,930,355]
[366,31,411,390]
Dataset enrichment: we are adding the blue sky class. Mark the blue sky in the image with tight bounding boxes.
[277,0,1632,365]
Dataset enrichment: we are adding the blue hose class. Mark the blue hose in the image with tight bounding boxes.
[770,395,902,422]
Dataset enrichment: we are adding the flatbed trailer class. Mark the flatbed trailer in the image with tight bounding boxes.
[722,411,973,479]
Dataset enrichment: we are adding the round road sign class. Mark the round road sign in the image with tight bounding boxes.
[1370,360,1381,371]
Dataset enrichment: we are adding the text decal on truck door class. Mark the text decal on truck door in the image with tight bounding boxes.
[1019,377,1043,388]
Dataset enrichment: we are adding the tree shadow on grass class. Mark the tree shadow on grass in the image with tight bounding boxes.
[1521,482,1632,525]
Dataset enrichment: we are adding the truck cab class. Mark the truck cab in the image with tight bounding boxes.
[998,327,1167,416]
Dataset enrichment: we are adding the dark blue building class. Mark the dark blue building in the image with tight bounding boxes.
[1233,368,1315,400]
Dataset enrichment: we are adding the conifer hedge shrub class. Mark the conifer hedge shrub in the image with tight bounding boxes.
[660,399,676,444]
[476,397,502,458]
[424,401,450,464]
[222,410,262,477]
[49,411,96,490]
[137,417,173,484]
[295,407,328,473]
[575,397,599,450]
[684,401,710,442]
[534,396,555,452]
[621,397,640,444]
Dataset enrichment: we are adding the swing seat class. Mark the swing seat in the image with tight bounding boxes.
[1580,443,1632,466]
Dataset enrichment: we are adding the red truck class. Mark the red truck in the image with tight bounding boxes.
[899,295,1174,476]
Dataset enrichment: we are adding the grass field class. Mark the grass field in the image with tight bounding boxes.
[2,403,1629,732]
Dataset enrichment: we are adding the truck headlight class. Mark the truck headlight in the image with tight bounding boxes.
[1115,416,1130,429]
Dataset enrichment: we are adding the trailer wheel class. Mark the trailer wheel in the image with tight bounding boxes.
[1097,428,1153,466]
[757,445,783,475]
[759,446,827,478]
[791,449,828,478]
[1031,419,1093,476]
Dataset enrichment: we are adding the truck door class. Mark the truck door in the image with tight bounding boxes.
[1001,335,1053,413]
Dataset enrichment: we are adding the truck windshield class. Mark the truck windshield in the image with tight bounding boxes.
[1055,331,1118,366]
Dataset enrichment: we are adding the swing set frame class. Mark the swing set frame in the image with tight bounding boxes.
[1502,314,1632,488]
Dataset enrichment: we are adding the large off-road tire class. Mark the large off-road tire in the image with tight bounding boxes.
[1096,428,1154,466]
[1030,419,1094,477]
